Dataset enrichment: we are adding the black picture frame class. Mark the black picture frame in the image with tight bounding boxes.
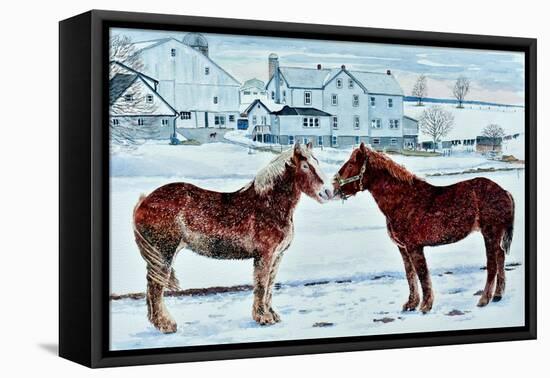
[59,9,537,368]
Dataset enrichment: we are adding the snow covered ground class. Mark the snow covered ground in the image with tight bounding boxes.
[109,142,525,351]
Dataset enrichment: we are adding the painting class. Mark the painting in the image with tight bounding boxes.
[108,25,527,352]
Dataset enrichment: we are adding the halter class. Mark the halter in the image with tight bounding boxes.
[334,156,368,200]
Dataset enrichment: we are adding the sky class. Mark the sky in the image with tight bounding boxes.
[112,28,525,105]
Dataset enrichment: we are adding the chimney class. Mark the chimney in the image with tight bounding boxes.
[268,53,281,103]
[386,69,392,75]
[341,64,346,70]
[268,53,279,81]
[317,64,322,70]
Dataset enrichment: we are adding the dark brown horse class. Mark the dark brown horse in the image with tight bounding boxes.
[133,142,333,333]
[334,143,514,313]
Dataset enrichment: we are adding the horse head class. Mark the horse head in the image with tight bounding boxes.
[289,142,333,203]
[333,142,369,199]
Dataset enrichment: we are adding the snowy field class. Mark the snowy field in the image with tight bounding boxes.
[110,141,525,351]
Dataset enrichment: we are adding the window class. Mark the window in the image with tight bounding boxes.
[303,117,320,128]
[112,119,119,126]
[372,138,381,145]
[253,92,258,95]
[282,90,287,102]
[336,78,343,88]
[213,96,218,104]
[252,115,258,125]
[161,119,169,126]
[332,135,338,146]
[332,116,338,129]
[355,136,360,145]
[371,119,382,129]
[354,116,360,129]
[388,98,393,108]
[204,67,210,75]
[348,79,354,89]
[331,94,338,106]
[170,48,176,57]
[243,91,251,95]
[390,138,398,146]
[146,94,154,103]
[215,115,226,126]
[303,137,309,145]
[318,136,323,146]
[370,97,376,107]
[228,115,235,122]
[261,116,267,125]
[288,135,295,145]
[271,91,275,100]
[180,111,191,120]
[353,94,359,107]
[304,91,312,105]
[137,118,144,126]
[124,94,133,102]
[389,119,400,129]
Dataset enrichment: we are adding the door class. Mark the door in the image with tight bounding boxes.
[204,112,209,128]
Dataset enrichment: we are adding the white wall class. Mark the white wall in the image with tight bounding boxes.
[3,1,546,378]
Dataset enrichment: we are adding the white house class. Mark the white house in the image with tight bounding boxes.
[130,33,241,130]
[240,78,267,105]
[109,64,178,140]
[265,55,416,149]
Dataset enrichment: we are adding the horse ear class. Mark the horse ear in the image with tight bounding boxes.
[294,142,302,155]
[306,141,313,150]
[359,142,368,153]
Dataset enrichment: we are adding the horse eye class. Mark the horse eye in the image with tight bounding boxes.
[302,163,309,170]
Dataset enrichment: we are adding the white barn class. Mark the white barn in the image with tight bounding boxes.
[130,34,241,130]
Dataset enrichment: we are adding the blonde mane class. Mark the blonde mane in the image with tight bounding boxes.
[367,149,422,185]
[250,148,298,194]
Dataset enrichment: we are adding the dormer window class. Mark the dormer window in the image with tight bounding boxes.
[205,67,210,75]
[336,78,343,88]
[171,48,176,57]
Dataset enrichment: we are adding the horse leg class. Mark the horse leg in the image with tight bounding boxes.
[399,247,420,311]
[493,237,506,301]
[478,233,501,306]
[410,247,434,313]
[252,255,277,325]
[265,252,284,322]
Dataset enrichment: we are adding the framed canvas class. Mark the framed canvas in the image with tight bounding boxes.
[59,10,537,368]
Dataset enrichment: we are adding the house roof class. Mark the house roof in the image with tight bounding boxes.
[272,105,332,117]
[404,115,419,122]
[110,61,159,85]
[241,78,265,90]
[130,37,241,86]
[109,74,138,106]
[268,66,404,96]
[240,98,284,116]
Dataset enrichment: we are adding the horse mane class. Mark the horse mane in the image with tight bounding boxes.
[366,149,422,185]
[250,148,297,195]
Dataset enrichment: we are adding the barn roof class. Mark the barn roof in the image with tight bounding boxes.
[272,105,332,117]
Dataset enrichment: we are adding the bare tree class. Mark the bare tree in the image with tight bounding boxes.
[419,106,455,152]
[453,76,471,108]
[109,35,144,78]
[482,123,506,150]
[109,35,161,147]
[412,74,428,106]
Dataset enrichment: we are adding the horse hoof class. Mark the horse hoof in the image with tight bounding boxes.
[492,295,503,302]
[477,296,490,307]
[157,320,177,334]
[270,309,282,323]
[402,301,419,312]
[254,312,277,326]
[419,302,433,313]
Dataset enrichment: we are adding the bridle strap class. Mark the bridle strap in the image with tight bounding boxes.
[334,157,368,200]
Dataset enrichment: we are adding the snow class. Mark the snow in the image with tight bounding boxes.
[109,141,525,351]
[404,102,524,142]
[502,133,526,160]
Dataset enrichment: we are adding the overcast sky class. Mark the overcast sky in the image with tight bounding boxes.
[112,28,525,105]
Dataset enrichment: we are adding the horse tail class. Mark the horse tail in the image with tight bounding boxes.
[133,194,181,291]
[501,192,515,255]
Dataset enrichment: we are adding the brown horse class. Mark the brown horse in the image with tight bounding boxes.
[133,142,333,333]
[333,143,514,313]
